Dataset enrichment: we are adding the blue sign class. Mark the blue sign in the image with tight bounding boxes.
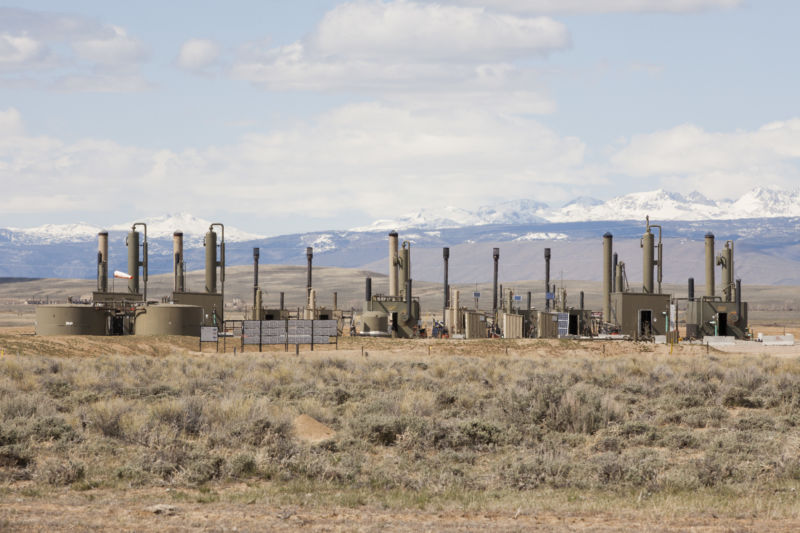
[546,292,554,299]
[513,295,522,301]
[473,292,480,298]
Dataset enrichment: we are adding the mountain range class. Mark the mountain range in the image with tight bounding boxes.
[2,186,800,285]
[352,186,800,231]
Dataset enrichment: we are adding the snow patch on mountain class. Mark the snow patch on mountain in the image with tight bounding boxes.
[300,234,337,254]
[6,223,103,244]
[513,232,568,241]
[354,187,800,231]
[111,213,265,242]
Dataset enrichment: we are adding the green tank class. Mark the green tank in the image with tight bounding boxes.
[36,305,107,336]
[134,304,203,336]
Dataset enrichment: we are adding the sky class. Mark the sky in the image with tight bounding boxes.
[1,0,799,234]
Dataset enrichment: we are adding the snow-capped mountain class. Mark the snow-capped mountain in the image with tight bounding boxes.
[4,223,104,244]
[728,186,800,219]
[353,186,800,230]
[547,189,727,222]
[6,213,264,246]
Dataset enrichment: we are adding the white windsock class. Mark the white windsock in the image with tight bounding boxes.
[114,270,133,279]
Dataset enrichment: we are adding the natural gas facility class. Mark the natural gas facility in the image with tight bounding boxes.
[33,216,768,346]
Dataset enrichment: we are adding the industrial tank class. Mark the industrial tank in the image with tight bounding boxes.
[134,304,203,336]
[361,311,389,335]
[36,305,107,336]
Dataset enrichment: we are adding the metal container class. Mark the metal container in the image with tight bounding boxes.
[134,304,203,336]
[36,305,107,336]
[362,310,389,334]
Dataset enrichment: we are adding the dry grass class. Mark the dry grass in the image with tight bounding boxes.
[2,336,800,528]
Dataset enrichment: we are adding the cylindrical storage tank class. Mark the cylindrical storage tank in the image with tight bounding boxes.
[134,304,203,336]
[205,230,217,293]
[642,228,654,294]
[705,233,715,298]
[127,230,140,294]
[388,231,399,297]
[97,231,108,293]
[36,305,107,336]
[362,311,389,334]
[173,231,184,293]
[602,233,612,323]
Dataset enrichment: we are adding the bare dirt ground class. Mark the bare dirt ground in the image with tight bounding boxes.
[4,494,800,532]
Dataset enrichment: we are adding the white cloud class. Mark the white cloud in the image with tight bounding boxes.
[72,25,146,67]
[177,38,220,71]
[0,33,48,68]
[0,107,24,135]
[311,1,568,61]
[435,0,741,14]
[232,1,567,95]
[0,7,149,91]
[611,119,800,198]
[0,103,586,219]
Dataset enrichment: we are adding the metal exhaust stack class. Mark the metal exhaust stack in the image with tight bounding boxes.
[173,231,184,293]
[442,247,450,316]
[544,248,551,312]
[406,279,413,321]
[253,247,259,312]
[612,252,618,293]
[205,229,217,293]
[718,240,734,302]
[127,223,147,299]
[705,232,715,298]
[389,231,399,297]
[97,231,108,293]
[365,277,372,302]
[306,247,313,296]
[602,233,612,323]
[492,248,500,313]
[401,242,411,299]
[615,262,624,294]
[642,219,654,294]
[526,291,531,312]
[688,278,695,301]
[279,292,284,311]
[736,279,742,321]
